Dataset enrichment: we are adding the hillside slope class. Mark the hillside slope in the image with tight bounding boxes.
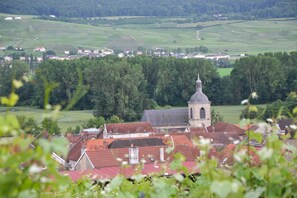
[0,14,296,54]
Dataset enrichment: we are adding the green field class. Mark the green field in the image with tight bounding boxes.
[0,106,94,133]
[212,105,245,124]
[217,67,233,77]
[0,13,296,54]
[0,105,245,133]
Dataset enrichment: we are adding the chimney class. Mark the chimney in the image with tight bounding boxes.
[129,144,139,165]
[160,147,165,162]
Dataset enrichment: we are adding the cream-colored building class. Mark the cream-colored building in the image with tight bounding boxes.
[188,75,211,127]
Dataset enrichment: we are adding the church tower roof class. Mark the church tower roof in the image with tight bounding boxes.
[189,74,209,103]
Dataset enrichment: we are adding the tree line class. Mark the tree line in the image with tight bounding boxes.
[0,51,296,121]
[1,0,296,19]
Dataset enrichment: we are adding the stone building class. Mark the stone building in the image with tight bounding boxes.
[142,74,211,132]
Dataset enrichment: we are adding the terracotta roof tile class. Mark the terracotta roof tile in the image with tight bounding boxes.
[217,144,261,166]
[66,135,82,144]
[169,135,194,147]
[187,132,241,145]
[86,146,168,169]
[86,139,114,151]
[105,122,153,134]
[67,134,98,161]
[171,145,199,161]
[84,144,199,169]
[61,161,199,181]
[207,122,246,135]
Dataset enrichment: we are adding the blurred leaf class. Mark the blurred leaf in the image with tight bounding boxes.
[244,187,265,198]
[166,146,174,154]
[1,92,19,106]
[293,107,297,115]
[248,105,258,113]
[210,180,233,198]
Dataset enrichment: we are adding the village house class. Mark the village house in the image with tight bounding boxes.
[4,17,13,20]
[4,56,13,62]
[102,121,154,139]
[34,47,46,52]
[206,122,246,138]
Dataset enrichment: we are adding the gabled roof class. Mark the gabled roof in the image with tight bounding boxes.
[185,132,241,146]
[141,108,188,127]
[217,144,261,166]
[170,145,199,161]
[108,138,165,149]
[81,144,199,169]
[67,138,85,161]
[66,134,82,144]
[207,122,246,136]
[105,122,153,134]
[67,133,99,161]
[167,135,195,148]
[85,146,168,169]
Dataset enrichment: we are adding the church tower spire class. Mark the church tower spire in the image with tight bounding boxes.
[196,74,202,92]
[188,74,211,128]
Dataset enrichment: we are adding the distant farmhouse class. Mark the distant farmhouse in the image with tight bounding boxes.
[142,75,211,132]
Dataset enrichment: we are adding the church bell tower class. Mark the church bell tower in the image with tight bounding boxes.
[188,74,211,127]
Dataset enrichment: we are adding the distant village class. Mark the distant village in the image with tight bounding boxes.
[49,76,294,181]
[0,45,245,64]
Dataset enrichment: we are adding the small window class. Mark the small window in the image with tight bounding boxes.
[190,108,193,119]
[200,108,206,119]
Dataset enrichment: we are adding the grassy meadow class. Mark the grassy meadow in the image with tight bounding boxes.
[0,13,296,54]
[0,106,94,132]
[0,105,245,133]
[217,67,233,77]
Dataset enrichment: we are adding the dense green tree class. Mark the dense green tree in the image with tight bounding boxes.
[0,61,29,100]
[85,58,147,121]
[230,56,285,104]
[107,115,124,123]
[82,116,106,129]
[33,59,90,109]
[17,115,41,136]
[1,0,296,19]
[211,109,224,125]
[41,117,61,135]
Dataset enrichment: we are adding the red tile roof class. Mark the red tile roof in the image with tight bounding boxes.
[161,134,194,148]
[190,127,207,133]
[217,144,261,166]
[86,139,114,151]
[207,122,246,136]
[105,122,154,134]
[66,134,82,144]
[85,146,169,169]
[67,133,98,161]
[61,161,199,181]
[170,145,199,161]
[187,132,241,145]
